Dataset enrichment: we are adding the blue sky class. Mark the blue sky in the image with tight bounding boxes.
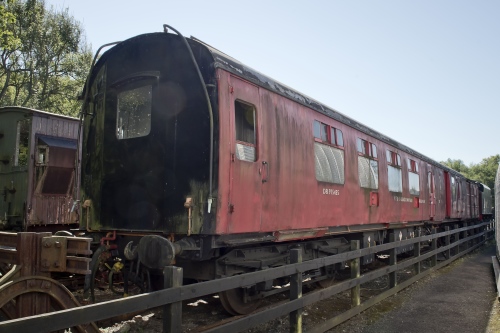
[47,0,499,165]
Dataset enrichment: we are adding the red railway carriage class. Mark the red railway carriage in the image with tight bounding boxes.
[218,71,441,235]
[79,26,484,314]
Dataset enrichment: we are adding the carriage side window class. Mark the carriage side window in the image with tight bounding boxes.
[357,138,378,189]
[387,149,402,192]
[334,128,344,147]
[328,126,344,147]
[235,100,256,162]
[116,85,152,140]
[15,119,30,167]
[313,120,344,147]
[357,138,377,158]
[408,158,420,195]
[313,120,345,184]
[313,120,328,142]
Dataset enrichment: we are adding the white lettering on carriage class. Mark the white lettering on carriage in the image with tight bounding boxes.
[393,196,412,202]
[393,196,426,204]
[323,188,340,196]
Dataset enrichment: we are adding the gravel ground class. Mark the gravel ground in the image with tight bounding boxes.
[328,242,500,333]
[94,243,500,333]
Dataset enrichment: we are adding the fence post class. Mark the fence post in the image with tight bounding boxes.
[413,228,421,275]
[454,224,459,256]
[475,224,478,243]
[290,248,303,333]
[464,222,472,250]
[444,226,450,259]
[478,223,482,243]
[350,240,360,308]
[163,266,183,333]
[431,228,437,267]
[463,222,469,250]
[389,232,397,288]
[471,223,476,244]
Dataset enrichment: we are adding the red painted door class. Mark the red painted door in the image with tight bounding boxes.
[428,166,436,220]
[228,76,262,233]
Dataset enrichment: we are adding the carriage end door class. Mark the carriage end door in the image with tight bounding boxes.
[228,76,262,233]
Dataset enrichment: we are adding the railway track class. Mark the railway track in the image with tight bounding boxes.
[94,255,431,333]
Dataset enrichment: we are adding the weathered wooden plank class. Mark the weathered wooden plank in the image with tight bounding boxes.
[289,248,303,333]
[163,266,183,333]
[350,240,360,307]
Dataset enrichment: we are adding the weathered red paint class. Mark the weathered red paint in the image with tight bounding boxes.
[215,69,480,238]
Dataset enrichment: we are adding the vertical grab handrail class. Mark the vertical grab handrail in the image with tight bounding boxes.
[163,24,215,213]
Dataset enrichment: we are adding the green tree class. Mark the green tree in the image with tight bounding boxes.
[1,0,19,50]
[467,154,500,191]
[441,155,500,190]
[440,158,471,177]
[442,155,499,205]
[0,0,92,116]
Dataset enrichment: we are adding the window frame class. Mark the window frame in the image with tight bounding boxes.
[313,120,344,149]
[356,138,379,190]
[357,138,377,159]
[386,149,401,167]
[112,71,159,141]
[116,84,153,140]
[386,149,403,193]
[408,158,419,173]
[235,99,257,146]
[234,99,258,162]
[407,157,420,196]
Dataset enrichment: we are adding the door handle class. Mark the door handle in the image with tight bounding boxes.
[262,161,269,183]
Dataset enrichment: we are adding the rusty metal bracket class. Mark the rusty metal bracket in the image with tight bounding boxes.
[67,236,93,255]
[66,256,91,275]
[40,236,92,274]
[0,232,92,274]
[41,236,67,272]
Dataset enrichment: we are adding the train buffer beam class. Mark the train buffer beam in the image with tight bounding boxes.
[0,232,92,275]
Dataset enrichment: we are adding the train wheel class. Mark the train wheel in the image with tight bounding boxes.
[219,286,262,315]
[314,264,337,289]
[0,276,99,332]
[315,275,336,289]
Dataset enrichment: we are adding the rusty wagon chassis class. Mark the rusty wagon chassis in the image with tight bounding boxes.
[0,231,98,333]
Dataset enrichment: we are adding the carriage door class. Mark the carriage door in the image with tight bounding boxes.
[228,76,262,233]
[466,182,471,218]
[427,166,436,220]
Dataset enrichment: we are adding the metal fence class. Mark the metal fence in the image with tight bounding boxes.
[0,221,493,333]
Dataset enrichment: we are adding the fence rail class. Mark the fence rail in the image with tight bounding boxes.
[0,221,493,333]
